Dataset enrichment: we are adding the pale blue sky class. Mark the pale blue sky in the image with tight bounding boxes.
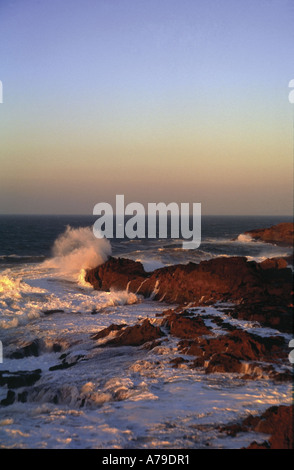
[0,0,293,214]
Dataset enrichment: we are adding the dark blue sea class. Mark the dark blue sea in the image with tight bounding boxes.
[0,214,292,267]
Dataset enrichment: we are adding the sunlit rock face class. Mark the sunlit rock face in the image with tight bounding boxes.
[85,255,293,306]
[245,222,294,247]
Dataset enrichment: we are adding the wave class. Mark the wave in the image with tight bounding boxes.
[235,233,253,243]
[89,290,141,313]
[43,226,111,280]
[0,270,140,330]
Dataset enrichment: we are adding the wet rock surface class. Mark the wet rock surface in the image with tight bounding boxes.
[225,304,293,334]
[0,369,42,390]
[245,222,293,247]
[163,308,291,380]
[220,405,294,449]
[86,255,293,306]
[93,319,165,347]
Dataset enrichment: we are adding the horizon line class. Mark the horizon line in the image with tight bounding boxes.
[0,213,293,218]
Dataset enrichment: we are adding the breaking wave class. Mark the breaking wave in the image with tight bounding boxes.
[43,226,111,280]
[236,233,253,243]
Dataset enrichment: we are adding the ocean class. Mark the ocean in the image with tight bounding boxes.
[0,214,293,449]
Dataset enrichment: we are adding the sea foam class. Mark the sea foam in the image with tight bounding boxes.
[43,226,111,280]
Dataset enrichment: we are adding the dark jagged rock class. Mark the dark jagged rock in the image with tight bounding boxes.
[85,257,148,292]
[9,339,41,359]
[0,369,42,389]
[85,255,293,307]
[94,319,164,347]
[205,353,243,374]
[48,354,84,371]
[162,310,212,339]
[42,309,65,315]
[245,222,293,247]
[17,391,28,403]
[167,311,290,379]
[178,328,287,362]
[0,390,16,407]
[259,257,288,270]
[8,338,65,358]
[91,323,126,341]
[221,405,294,449]
[227,304,293,334]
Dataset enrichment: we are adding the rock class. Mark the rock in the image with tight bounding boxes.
[42,309,65,315]
[85,256,293,307]
[95,319,164,347]
[49,354,84,371]
[162,310,212,339]
[205,353,243,374]
[8,338,65,358]
[0,390,16,407]
[228,304,293,334]
[246,441,270,449]
[85,257,148,291]
[169,357,190,368]
[259,257,288,270]
[245,222,293,247]
[176,325,289,378]
[17,391,28,403]
[91,323,126,341]
[0,369,42,389]
[9,339,41,359]
[219,405,293,449]
[181,329,286,362]
[247,405,293,449]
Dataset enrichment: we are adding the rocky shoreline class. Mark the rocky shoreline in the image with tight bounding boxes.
[83,225,293,449]
[85,255,293,307]
[245,222,293,247]
[1,223,293,448]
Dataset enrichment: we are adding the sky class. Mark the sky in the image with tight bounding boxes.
[0,0,293,215]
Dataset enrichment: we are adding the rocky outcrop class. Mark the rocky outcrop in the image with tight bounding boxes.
[85,257,148,292]
[93,319,164,348]
[178,327,288,373]
[220,405,294,449]
[0,369,42,389]
[161,309,291,380]
[245,222,293,247]
[162,310,212,339]
[226,304,293,334]
[9,339,41,359]
[85,256,293,307]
